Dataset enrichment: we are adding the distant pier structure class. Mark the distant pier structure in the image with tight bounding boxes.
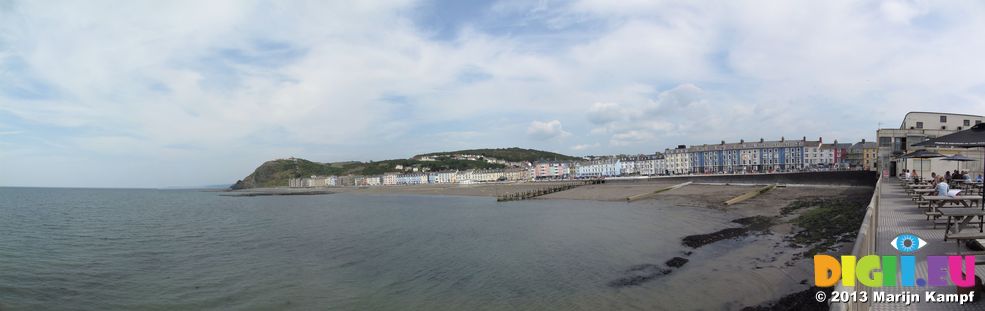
[497,179,604,202]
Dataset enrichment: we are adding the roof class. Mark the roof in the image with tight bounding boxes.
[820,143,852,149]
[901,111,985,129]
[850,142,878,150]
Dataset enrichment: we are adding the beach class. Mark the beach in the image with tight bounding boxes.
[228,180,874,309]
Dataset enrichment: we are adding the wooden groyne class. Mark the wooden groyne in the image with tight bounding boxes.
[497,179,605,202]
[723,184,778,206]
[625,181,692,202]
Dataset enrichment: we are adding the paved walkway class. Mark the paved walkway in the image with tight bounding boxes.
[871,179,985,310]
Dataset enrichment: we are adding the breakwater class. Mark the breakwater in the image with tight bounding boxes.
[497,179,605,201]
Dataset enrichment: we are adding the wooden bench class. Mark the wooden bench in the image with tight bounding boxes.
[947,232,985,244]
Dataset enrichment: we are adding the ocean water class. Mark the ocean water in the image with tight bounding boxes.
[0,187,757,311]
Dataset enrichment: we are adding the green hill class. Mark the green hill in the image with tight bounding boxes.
[230,158,346,189]
[231,148,582,189]
[232,156,510,189]
[415,147,581,162]
[230,158,508,189]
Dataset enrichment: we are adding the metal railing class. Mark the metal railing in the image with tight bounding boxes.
[830,176,881,311]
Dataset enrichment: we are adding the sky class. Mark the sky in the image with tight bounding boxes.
[2,0,985,188]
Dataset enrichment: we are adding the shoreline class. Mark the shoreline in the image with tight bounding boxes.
[228,181,874,308]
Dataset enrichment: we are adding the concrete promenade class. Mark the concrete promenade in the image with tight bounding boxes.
[869,179,985,310]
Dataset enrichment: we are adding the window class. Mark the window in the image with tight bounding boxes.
[978,120,983,125]
[965,120,971,126]
[941,115,947,122]
[916,121,923,129]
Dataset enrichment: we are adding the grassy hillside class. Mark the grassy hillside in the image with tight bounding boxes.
[415,147,581,162]
[231,148,580,189]
[230,158,346,189]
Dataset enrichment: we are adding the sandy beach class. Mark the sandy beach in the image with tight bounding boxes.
[229,181,874,309]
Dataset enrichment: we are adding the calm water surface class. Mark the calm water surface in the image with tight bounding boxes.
[0,187,741,310]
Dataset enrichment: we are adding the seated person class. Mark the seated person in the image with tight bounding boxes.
[936,176,962,197]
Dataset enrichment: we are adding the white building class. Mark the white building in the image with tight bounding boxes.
[663,146,691,175]
[575,159,622,178]
[877,112,985,177]
[621,160,637,176]
[619,154,663,176]
[653,157,667,175]
[456,170,476,183]
[431,171,457,184]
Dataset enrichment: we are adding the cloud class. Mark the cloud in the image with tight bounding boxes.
[641,83,705,116]
[527,120,571,140]
[880,0,926,24]
[571,142,599,151]
[586,102,624,125]
[3,1,985,187]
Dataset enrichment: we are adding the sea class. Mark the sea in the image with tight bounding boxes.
[0,187,792,310]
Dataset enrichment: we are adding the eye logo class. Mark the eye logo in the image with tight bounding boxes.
[891,234,927,253]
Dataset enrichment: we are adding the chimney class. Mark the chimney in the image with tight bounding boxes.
[802,136,806,141]
[861,139,866,143]
[721,140,725,145]
[819,137,823,143]
[834,139,838,144]
[740,139,744,144]
[760,138,764,143]
[781,136,785,142]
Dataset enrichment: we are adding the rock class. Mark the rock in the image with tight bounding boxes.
[665,257,689,268]
[682,228,748,248]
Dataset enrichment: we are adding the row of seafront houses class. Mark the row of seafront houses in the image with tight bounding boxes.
[289,137,879,188]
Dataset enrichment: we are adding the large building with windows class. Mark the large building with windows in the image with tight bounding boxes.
[532,161,570,179]
[877,112,985,177]
[575,159,622,178]
[664,146,690,175]
[681,138,810,174]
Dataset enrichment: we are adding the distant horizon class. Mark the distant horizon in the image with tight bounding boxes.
[4,141,878,188]
[3,1,985,188]
[0,185,232,190]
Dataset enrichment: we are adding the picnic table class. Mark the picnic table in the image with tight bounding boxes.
[923,195,982,208]
[910,189,937,203]
[904,186,936,194]
[907,184,934,188]
[922,195,983,224]
[956,181,983,194]
[939,208,985,242]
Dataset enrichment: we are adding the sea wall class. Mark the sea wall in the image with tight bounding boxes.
[612,171,878,187]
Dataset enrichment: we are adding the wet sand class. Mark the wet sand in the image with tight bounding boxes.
[231,182,874,309]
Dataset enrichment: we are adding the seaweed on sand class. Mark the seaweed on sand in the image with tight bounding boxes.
[682,216,776,248]
[786,197,868,258]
